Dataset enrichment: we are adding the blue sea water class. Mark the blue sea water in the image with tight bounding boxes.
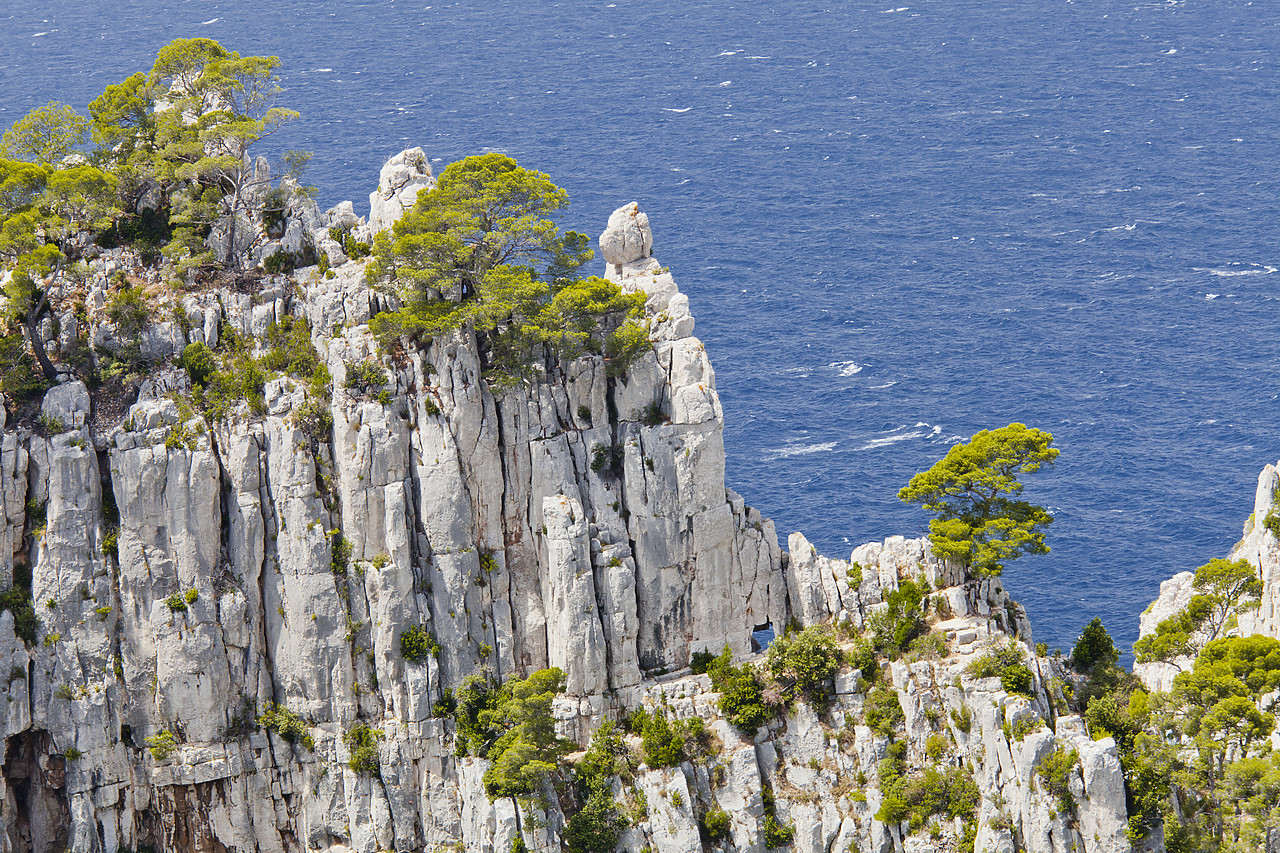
[4,0,1280,661]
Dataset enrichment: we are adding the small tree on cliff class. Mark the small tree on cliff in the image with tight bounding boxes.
[898,423,1058,578]
[366,153,648,387]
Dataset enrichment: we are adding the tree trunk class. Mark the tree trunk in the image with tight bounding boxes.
[23,290,58,381]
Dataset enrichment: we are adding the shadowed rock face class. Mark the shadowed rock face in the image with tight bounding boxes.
[0,156,1132,853]
[3,729,70,853]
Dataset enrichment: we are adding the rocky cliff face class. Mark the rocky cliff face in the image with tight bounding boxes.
[0,153,1130,853]
[1135,459,1280,693]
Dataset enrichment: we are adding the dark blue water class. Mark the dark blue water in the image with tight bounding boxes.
[5,1,1280,661]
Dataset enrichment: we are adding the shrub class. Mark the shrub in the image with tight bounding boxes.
[164,593,188,613]
[261,316,323,382]
[639,400,665,426]
[0,580,38,647]
[864,683,904,736]
[690,648,716,674]
[1265,511,1280,539]
[193,330,267,419]
[431,688,456,719]
[590,443,624,478]
[1037,746,1079,813]
[1071,617,1119,673]
[101,528,119,559]
[36,413,67,435]
[400,625,439,663]
[1000,664,1034,696]
[566,778,628,853]
[344,359,388,397]
[709,652,770,735]
[184,588,198,605]
[180,342,216,387]
[767,624,841,706]
[293,398,333,445]
[107,284,150,340]
[145,730,177,760]
[343,722,384,776]
[260,186,289,237]
[869,577,929,656]
[700,806,731,844]
[330,533,351,574]
[480,668,573,798]
[846,562,864,589]
[638,708,686,768]
[259,701,314,750]
[968,641,1034,695]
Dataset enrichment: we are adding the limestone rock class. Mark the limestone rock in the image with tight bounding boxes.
[368,148,435,234]
[0,159,1141,853]
[599,201,653,266]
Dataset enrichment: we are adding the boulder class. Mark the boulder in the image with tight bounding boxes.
[599,201,653,266]
[368,147,435,234]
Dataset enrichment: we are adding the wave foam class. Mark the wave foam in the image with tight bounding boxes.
[829,360,864,377]
[1194,264,1277,277]
[769,441,837,459]
[856,423,940,451]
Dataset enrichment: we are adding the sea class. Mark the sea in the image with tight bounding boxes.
[4,0,1280,662]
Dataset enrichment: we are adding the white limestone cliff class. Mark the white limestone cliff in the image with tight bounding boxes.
[0,156,1132,853]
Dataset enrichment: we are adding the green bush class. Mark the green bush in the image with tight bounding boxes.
[767,624,841,706]
[101,528,119,559]
[846,562,864,589]
[145,730,177,760]
[107,284,150,340]
[192,330,267,419]
[590,443,624,478]
[259,701,314,750]
[1071,617,1119,673]
[864,683,904,737]
[638,708,686,768]
[164,593,188,613]
[690,648,716,674]
[639,400,665,426]
[0,573,38,647]
[400,625,439,663]
[1264,511,1280,539]
[292,398,333,445]
[868,577,929,657]
[1037,746,1079,813]
[261,316,324,383]
[1000,663,1034,696]
[343,722,384,776]
[968,641,1034,695]
[180,342,216,386]
[344,360,388,397]
[708,651,770,735]
[566,778,628,853]
[480,668,573,799]
[330,533,351,574]
[0,332,49,402]
[700,806,731,844]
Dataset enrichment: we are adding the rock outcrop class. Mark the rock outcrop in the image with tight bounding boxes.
[368,147,434,235]
[0,154,1132,853]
